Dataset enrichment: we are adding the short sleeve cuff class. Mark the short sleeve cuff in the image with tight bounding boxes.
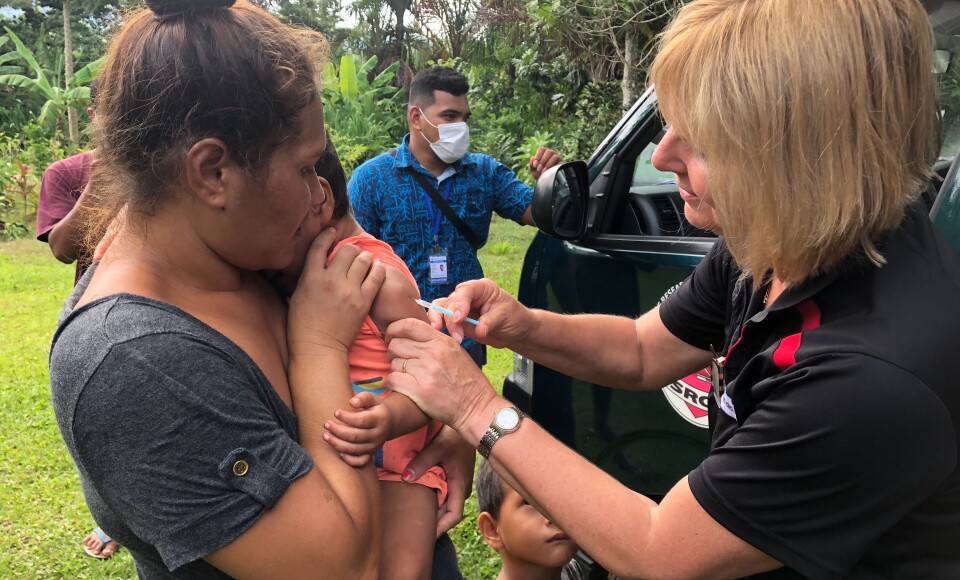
[688,466,836,580]
[157,440,313,571]
[658,298,713,351]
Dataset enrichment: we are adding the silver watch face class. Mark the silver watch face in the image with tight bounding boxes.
[495,407,521,430]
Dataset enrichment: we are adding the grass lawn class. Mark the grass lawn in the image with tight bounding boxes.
[0,215,535,578]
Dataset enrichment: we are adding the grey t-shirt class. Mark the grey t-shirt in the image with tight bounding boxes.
[50,273,312,577]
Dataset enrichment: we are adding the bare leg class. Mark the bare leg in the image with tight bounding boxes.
[379,481,438,580]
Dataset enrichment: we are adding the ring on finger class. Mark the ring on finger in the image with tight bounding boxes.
[402,358,409,373]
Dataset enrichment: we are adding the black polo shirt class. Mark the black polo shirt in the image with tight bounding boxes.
[660,203,960,579]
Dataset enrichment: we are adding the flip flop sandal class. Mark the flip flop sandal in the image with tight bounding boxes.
[82,527,116,560]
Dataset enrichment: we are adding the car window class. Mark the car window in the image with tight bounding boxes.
[631,141,675,187]
[932,1,960,168]
[588,88,659,183]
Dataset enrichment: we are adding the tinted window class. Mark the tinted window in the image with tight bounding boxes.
[932,1,960,166]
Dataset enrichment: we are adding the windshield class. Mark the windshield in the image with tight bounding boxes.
[632,140,674,187]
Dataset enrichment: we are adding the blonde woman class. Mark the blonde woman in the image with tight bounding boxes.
[383,0,960,578]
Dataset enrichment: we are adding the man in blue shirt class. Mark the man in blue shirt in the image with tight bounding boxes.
[349,66,561,366]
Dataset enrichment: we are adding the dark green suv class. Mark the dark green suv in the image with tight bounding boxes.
[502,0,960,573]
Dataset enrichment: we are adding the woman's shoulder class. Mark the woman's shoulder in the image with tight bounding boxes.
[57,292,226,348]
[51,292,258,396]
[51,292,292,432]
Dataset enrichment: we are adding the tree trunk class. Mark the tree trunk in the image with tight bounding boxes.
[622,22,637,110]
[63,0,78,144]
[394,2,405,66]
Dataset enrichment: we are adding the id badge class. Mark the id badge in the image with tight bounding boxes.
[428,245,448,285]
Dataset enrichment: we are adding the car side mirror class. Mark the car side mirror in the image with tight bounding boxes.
[530,161,589,240]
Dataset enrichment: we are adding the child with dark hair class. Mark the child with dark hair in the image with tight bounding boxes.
[476,460,583,580]
[273,132,447,579]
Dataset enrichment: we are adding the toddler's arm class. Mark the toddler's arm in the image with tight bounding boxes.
[369,265,432,436]
[323,265,433,464]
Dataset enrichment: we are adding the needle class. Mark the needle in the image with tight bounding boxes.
[414,299,480,325]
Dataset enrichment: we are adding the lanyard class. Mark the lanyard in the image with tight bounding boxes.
[421,177,455,241]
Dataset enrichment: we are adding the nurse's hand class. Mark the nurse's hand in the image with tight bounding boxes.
[425,279,537,351]
[385,319,496,435]
[288,227,385,355]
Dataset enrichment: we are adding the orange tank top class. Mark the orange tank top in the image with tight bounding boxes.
[328,233,419,385]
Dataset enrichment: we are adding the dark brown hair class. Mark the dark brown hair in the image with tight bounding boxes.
[316,130,350,220]
[475,459,506,518]
[85,0,327,248]
[409,66,469,108]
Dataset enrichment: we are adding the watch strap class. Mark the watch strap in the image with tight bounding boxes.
[477,407,526,459]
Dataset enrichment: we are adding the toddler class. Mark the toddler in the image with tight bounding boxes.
[274,133,445,579]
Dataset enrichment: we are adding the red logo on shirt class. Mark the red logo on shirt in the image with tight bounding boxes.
[657,282,710,428]
[661,368,710,428]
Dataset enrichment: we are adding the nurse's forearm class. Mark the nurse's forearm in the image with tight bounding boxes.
[511,307,709,391]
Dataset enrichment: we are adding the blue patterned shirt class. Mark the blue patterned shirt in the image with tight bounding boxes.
[349,134,533,303]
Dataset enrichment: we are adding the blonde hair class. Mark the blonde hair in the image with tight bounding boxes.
[650,0,940,283]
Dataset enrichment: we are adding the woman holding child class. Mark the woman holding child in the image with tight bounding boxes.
[50,0,470,577]
[388,0,960,578]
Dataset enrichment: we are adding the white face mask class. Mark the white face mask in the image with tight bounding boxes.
[418,107,470,163]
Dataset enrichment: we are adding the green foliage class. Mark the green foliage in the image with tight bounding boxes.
[0,28,103,136]
[338,54,359,100]
[562,81,625,160]
[467,43,621,175]
[269,0,343,35]
[449,491,502,578]
[322,54,407,173]
[0,220,28,238]
[0,121,68,239]
[489,240,513,256]
[511,129,554,183]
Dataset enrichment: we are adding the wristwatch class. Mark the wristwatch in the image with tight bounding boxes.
[477,406,526,459]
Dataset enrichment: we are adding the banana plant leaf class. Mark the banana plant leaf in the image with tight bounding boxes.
[358,55,378,79]
[38,99,64,128]
[339,54,358,101]
[69,57,105,88]
[0,74,47,97]
[323,61,338,92]
[2,27,52,96]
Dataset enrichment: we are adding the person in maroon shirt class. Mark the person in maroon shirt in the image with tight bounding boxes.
[36,80,97,285]
[36,81,119,559]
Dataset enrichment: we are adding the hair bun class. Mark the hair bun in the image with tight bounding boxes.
[146,0,235,18]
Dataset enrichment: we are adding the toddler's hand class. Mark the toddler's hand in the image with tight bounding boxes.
[324,391,393,467]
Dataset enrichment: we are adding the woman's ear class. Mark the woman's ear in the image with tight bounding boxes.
[477,511,503,551]
[185,138,234,210]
